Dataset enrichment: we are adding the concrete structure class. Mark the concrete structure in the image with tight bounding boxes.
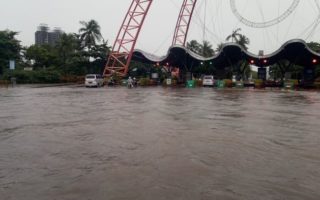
[35,24,63,46]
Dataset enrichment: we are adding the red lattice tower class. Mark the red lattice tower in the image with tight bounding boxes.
[172,0,198,46]
[103,0,153,77]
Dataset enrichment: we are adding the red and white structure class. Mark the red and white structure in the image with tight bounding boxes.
[172,0,198,46]
[103,0,153,77]
[103,0,199,77]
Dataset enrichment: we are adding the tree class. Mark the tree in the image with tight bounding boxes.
[238,61,251,80]
[225,28,251,79]
[307,41,320,53]
[226,28,250,50]
[88,40,111,74]
[216,43,224,53]
[237,35,250,51]
[187,40,201,55]
[89,39,110,61]
[56,33,80,65]
[0,30,21,74]
[200,40,214,58]
[187,40,214,58]
[79,20,103,51]
[226,28,242,43]
[25,44,57,69]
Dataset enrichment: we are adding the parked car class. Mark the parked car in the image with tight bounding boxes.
[202,75,215,87]
[85,74,104,87]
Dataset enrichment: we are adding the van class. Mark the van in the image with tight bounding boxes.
[85,74,104,87]
[202,75,214,87]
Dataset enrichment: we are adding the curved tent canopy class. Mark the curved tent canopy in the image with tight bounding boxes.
[132,39,320,70]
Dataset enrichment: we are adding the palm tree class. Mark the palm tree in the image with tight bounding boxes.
[200,40,214,58]
[187,40,214,57]
[307,42,320,53]
[226,28,242,43]
[239,61,251,80]
[226,28,250,50]
[187,40,201,54]
[216,43,224,53]
[79,20,103,51]
[238,35,250,50]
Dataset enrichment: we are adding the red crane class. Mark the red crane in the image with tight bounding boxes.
[104,0,198,77]
[172,0,198,46]
[103,0,153,77]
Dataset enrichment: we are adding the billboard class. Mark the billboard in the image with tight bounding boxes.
[9,60,15,70]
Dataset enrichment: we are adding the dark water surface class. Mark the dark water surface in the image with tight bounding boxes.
[1,86,320,200]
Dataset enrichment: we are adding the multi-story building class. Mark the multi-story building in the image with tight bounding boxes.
[48,28,63,45]
[35,24,49,45]
[35,24,63,46]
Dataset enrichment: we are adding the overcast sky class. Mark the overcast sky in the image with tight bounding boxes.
[1,0,319,55]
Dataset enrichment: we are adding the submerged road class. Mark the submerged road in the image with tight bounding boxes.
[0,86,320,200]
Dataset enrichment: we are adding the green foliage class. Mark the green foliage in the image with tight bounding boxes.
[241,61,251,80]
[139,78,151,86]
[0,20,110,84]
[201,40,215,57]
[216,43,224,52]
[25,44,58,69]
[187,40,201,54]
[0,30,22,74]
[269,65,281,80]
[226,28,250,50]
[269,61,305,80]
[3,70,61,84]
[17,19,109,82]
[307,41,320,53]
[187,40,214,57]
[56,33,80,64]
[79,19,103,51]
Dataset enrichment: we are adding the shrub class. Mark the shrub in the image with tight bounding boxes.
[223,79,233,87]
[3,70,61,84]
[60,75,84,83]
[254,79,264,88]
[139,78,150,86]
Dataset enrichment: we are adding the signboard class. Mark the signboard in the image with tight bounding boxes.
[166,78,172,85]
[9,60,15,70]
[151,73,158,79]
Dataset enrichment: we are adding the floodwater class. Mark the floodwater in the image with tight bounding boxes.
[0,85,320,200]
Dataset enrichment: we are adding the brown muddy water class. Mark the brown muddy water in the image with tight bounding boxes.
[0,85,320,200]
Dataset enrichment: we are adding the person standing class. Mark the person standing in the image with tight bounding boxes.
[127,76,134,88]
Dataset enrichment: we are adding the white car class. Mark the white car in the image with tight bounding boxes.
[85,74,104,87]
[202,75,215,87]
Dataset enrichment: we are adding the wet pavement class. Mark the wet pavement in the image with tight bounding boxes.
[1,86,320,200]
